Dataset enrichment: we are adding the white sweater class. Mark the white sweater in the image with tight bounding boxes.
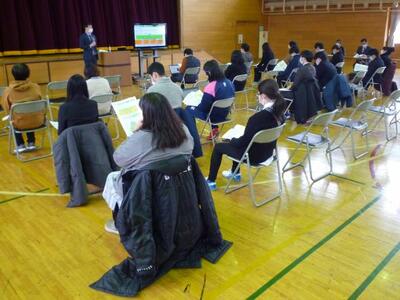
[86,77,112,98]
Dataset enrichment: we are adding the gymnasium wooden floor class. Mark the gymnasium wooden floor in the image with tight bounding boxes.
[1,66,400,299]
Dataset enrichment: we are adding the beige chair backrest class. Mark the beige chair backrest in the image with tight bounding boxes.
[90,94,114,115]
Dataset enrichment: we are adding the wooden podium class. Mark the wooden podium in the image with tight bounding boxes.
[98,51,132,86]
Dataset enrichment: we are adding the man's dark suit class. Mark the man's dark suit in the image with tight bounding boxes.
[355,45,371,65]
[79,33,98,67]
[356,45,371,55]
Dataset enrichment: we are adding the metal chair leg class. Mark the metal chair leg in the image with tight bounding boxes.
[282,142,307,173]
[308,143,333,183]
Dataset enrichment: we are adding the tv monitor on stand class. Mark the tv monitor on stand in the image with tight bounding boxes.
[133,23,167,78]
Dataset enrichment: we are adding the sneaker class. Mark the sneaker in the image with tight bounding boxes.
[222,170,241,182]
[207,128,219,141]
[104,219,119,235]
[13,144,26,154]
[26,142,37,151]
[206,179,217,191]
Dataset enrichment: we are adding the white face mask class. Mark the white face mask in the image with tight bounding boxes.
[87,28,93,34]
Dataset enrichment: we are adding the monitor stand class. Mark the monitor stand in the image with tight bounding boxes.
[137,49,159,78]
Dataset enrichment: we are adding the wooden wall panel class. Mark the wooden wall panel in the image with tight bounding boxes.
[181,0,266,62]
[267,12,387,59]
[6,62,49,85]
[0,65,7,86]
[49,60,84,82]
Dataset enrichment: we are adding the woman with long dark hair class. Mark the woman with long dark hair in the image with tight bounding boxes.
[103,92,194,234]
[225,50,248,91]
[58,74,99,135]
[186,59,235,140]
[206,79,285,190]
[254,42,275,83]
[113,92,193,171]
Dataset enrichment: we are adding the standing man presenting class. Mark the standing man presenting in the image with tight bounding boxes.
[80,24,98,67]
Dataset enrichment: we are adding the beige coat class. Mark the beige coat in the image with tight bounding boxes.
[2,80,44,129]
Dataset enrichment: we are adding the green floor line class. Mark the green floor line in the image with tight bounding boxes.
[0,188,50,205]
[247,195,381,299]
[348,242,400,300]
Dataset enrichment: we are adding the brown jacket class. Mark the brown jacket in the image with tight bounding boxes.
[2,80,44,129]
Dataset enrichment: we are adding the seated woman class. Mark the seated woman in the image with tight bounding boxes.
[331,45,345,74]
[58,74,99,135]
[254,42,275,83]
[205,79,285,190]
[283,41,298,64]
[186,59,235,140]
[84,64,112,99]
[104,92,194,233]
[277,46,301,87]
[225,50,247,91]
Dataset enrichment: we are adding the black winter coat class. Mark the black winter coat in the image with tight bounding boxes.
[90,155,232,297]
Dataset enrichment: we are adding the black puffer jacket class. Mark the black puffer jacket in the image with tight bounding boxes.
[90,155,232,297]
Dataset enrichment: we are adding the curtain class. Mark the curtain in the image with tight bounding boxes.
[386,8,400,46]
[0,0,180,55]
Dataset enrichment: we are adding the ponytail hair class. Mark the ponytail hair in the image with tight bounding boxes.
[258,79,286,119]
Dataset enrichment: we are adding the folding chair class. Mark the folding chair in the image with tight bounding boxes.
[265,58,279,72]
[367,90,400,141]
[181,67,200,88]
[8,99,53,162]
[104,75,122,100]
[335,62,345,73]
[91,94,120,140]
[225,123,286,207]
[261,58,280,81]
[349,70,367,104]
[232,74,249,111]
[46,80,68,120]
[282,110,338,183]
[330,98,375,160]
[284,98,294,115]
[194,80,208,91]
[198,97,235,145]
[368,66,386,99]
[282,68,298,88]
